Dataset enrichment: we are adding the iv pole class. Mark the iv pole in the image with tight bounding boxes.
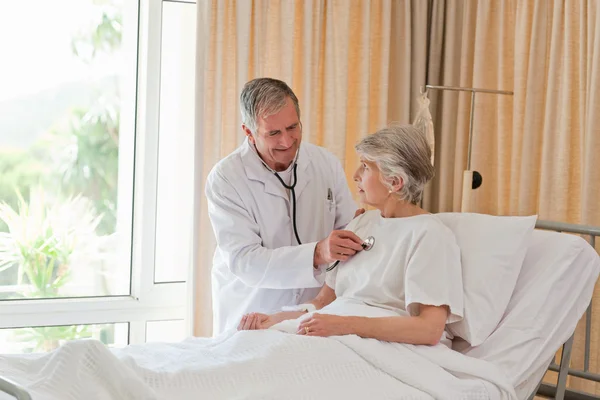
[424,84,514,212]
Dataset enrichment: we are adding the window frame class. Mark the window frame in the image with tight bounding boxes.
[0,0,192,346]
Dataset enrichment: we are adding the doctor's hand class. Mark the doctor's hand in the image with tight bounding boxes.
[314,230,364,266]
[297,313,353,337]
[237,313,274,331]
[238,311,305,331]
[354,208,365,218]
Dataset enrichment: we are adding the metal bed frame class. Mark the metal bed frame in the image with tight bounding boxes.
[527,220,600,400]
[0,220,598,400]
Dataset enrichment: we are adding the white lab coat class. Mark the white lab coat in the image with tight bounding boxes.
[205,139,357,335]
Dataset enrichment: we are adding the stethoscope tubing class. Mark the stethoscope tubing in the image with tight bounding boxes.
[274,163,302,245]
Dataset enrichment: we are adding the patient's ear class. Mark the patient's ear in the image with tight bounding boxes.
[391,177,404,193]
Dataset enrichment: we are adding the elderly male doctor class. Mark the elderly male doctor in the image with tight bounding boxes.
[206,78,363,335]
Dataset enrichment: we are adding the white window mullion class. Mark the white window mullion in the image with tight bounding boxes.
[130,321,148,345]
[0,296,186,329]
[131,0,164,300]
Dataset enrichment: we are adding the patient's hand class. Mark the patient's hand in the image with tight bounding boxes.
[296,313,352,337]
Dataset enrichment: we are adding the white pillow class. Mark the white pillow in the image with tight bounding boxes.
[435,212,537,346]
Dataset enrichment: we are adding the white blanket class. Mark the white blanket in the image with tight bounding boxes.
[0,329,516,400]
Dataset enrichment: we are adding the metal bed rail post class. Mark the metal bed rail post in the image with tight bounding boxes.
[0,375,32,400]
[531,220,600,400]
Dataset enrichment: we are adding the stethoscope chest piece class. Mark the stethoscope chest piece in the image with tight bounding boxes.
[325,235,375,272]
[362,236,375,251]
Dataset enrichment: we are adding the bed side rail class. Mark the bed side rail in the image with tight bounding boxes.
[530,220,600,400]
[0,375,31,400]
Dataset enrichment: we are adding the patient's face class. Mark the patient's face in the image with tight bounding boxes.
[353,158,389,207]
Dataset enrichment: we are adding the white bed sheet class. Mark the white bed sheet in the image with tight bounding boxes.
[454,230,600,399]
[0,327,517,400]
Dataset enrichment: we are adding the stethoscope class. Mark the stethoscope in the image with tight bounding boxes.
[254,140,376,261]
[273,162,302,245]
[253,141,303,245]
[326,236,375,271]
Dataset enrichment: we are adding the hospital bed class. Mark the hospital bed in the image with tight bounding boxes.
[0,218,598,400]
[525,220,600,400]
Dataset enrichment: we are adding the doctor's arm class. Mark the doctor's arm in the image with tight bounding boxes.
[206,172,362,289]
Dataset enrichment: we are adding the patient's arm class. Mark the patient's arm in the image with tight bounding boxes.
[297,304,448,346]
[238,284,337,330]
[307,283,336,310]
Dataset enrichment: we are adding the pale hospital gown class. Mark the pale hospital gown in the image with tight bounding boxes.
[271,210,464,347]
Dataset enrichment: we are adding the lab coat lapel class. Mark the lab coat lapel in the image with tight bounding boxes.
[293,144,312,200]
[241,141,288,200]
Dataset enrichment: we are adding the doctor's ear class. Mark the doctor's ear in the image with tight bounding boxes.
[242,124,255,144]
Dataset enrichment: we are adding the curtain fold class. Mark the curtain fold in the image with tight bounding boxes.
[421,0,517,214]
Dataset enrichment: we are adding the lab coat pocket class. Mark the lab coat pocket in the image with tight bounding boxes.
[322,198,336,233]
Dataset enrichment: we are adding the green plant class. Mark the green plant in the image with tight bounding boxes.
[0,149,45,233]
[0,187,109,299]
[71,0,123,63]
[40,100,120,235]
[15,325,94,353]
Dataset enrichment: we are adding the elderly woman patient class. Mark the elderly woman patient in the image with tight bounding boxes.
[238,124,464,347]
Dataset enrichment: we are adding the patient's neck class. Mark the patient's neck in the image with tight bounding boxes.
[379,199,429,219]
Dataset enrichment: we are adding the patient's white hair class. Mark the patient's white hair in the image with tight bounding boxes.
[356,123,435,205]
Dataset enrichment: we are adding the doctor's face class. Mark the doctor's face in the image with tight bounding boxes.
[353,158,389,207]
[244,97,302,172]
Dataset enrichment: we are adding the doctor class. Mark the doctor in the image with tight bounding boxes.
[206,78,363,335]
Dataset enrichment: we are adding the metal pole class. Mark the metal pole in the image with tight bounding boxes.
[423,84,514,172]
[425,84,514,95]
[467,91,475,171]
[585,303,592,372]
[556,334,575,400]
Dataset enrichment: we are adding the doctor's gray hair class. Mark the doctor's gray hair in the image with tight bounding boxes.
[240,78,301,133]
[356,123,435,205]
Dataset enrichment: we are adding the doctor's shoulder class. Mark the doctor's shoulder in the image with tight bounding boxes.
[206,149,246,188]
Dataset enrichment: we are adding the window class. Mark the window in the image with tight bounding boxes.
[154,0,197,283]
[0,0,136,300]
[0,323,129,354]
[0,0,197,351]
[146,319,186,343]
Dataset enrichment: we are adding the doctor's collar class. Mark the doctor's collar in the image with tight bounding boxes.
[247,138,300,174]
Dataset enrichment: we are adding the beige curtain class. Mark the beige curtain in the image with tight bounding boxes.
[422,0,517,214]
[516,1,600,394]
[192,0,429,337]
[423,0,600,225]
[422,0,600,395]
[192,0,600,393]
